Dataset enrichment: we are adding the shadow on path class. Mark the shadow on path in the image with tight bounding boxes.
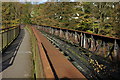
[1,29,25,72]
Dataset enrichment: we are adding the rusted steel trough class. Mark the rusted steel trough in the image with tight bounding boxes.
[32,27,86,80]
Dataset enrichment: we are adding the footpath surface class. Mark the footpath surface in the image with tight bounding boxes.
[1,28,33,79]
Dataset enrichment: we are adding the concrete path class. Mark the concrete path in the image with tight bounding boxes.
[1,28,33,78]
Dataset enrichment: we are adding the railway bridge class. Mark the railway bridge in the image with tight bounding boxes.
[0,24,120,80]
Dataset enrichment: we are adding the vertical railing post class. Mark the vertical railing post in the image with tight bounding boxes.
[66,30,69,40]
[75,32,78,43]
[103,41,106,57]
[83,34,86,48]
[55,29,57,36]
[114,40,119,61]
[51,28,54,34]
[91,35,95,52]
[60,29,62,38]
[80,33,83,47]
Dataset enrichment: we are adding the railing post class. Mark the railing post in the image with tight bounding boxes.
[83,34,86,48]
[114,40,119,61]
[80,33,83,47]
[83,34,89,48]
[66,30,69,40]
[91,35,95,52]
[103,41,107,57]
[51,28,54,34]
[75,32,78,43]
[60,29,62,38]
[55,29,57,36]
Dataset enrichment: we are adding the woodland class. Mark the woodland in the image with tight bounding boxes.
[2,2,120,38]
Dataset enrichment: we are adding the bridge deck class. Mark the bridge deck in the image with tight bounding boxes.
[2,28,33,78]
[32,27,86,79]
[2,25,119,79]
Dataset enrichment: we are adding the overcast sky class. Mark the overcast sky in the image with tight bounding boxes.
[19,0,47,2]
[1,0,120,2]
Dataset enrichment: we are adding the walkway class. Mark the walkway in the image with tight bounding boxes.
[1,28,33,79]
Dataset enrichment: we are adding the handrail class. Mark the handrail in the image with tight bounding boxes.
[37,25,120,61]
[0,25,20,52]
[0,26,19,31]
[40,25,120,41]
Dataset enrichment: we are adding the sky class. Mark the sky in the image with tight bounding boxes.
[18,0,48,4]
[18,0,75,4]
[19,0,48,3]
[19,0,74,2]
[1,0,120,2]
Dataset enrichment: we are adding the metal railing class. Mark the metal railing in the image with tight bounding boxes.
[0,25,20,52]
[37,25,120,61]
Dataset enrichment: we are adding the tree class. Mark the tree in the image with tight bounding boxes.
[2,2,119,38]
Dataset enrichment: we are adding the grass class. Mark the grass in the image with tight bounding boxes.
[25,25,44,79]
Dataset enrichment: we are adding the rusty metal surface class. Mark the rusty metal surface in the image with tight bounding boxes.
[32,27,86,79]
[32,27,55,79]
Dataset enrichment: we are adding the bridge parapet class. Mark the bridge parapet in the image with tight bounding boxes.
[0,25,20,52]
[37,25,120,61]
